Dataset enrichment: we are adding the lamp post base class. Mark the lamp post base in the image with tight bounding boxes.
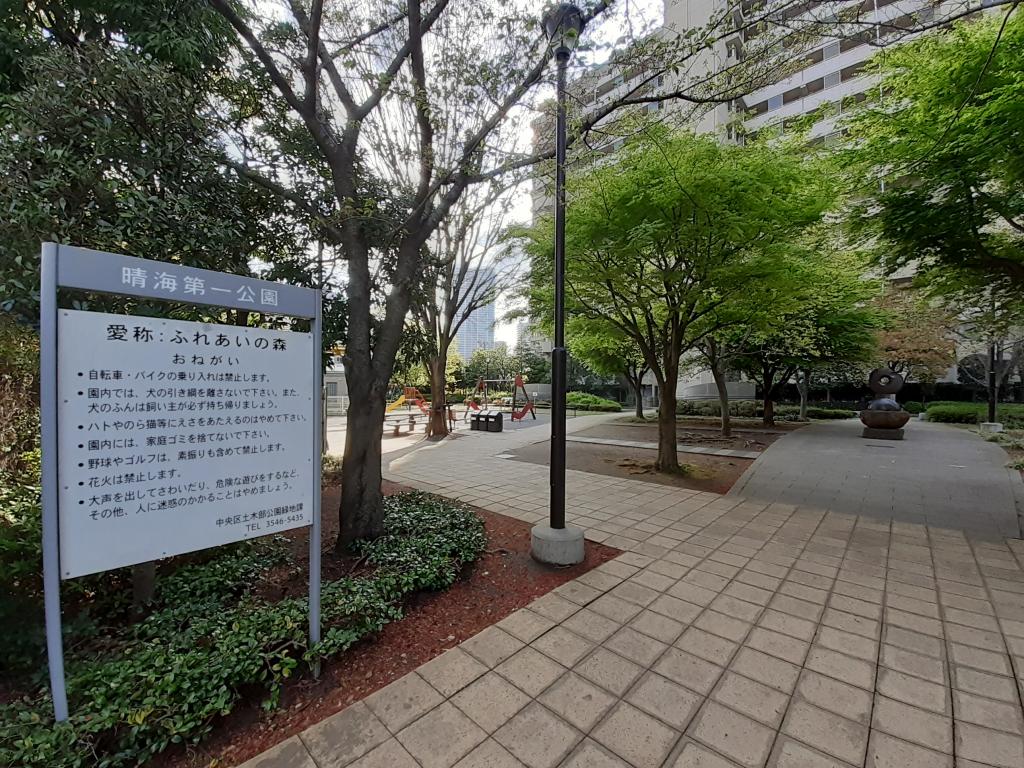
[531,524,585,566]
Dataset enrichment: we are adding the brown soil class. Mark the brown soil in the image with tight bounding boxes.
[506,441,752,494]
[581,423,787,452]
[154,484,619,768]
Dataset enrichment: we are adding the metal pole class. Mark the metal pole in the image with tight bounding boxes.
[989,339,998,424]
[41,242,69,721]
[310,290,323,674]
[549,50,569,530]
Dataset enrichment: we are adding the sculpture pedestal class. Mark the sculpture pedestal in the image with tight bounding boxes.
[862,427,904,440]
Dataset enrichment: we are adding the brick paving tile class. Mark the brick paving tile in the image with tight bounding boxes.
[689,700,776,768]
[396,702,487,768]
[710,671,789,728]
[575,647,645,696]
[870,694,952,753]
[451,673,530,734]
[364,673,444,733]
[794,669,872,725]
[538,672,617,731]
[301,702,390,768]
[780,700,868,766]
[452,739,526,768]
[348,739,420,768]
[625,671,701,730]
[591,701,680,768]
[561,740,631,767]
[493,702,580,768]
[768,737,853,768]
[670,740,744,767]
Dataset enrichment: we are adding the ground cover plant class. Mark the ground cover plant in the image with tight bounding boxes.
[566,392,622,412]
[0,492,486,768]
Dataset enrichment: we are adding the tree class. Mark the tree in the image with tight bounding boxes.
[844,8,1024,311]
[733,252,882,426]
[567,318,650,419]
[874,288,956,387]
[207,0,941,544]
[410,186,521,436]
[517,343,551,385]
[524,130,831,470]
[464,345,521,387]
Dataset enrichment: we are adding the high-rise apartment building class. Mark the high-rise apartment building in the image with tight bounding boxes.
[454,269,497,359]
[530,0,968,399]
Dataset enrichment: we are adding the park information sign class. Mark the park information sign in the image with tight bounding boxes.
[56,310,315,577]
[40,243,322,721]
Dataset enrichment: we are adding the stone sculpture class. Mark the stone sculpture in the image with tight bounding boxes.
[860,367,910,440]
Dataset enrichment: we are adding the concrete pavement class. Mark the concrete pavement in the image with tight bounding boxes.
[729,419,1024,540]
[241,415,1024,768]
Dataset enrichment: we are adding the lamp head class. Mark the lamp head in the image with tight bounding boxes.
[542,3,586,58]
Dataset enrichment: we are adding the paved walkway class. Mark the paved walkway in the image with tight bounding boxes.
[241,416,1024,768]
[729,419,1024,540]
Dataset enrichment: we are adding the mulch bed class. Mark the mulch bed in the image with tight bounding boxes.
[154,482,620,768]
[581,422,788,453]
[505,441,752,494]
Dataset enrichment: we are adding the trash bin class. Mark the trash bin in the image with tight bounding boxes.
[483,409,503,433]
[469,411,484,431]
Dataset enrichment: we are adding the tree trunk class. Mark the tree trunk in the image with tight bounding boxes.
[629,373,645,419]
[426,356,449,437]
[655,393,679,472]
[762,365,776,427]
[797,368,809,421]
[709,360,732,438]
[338,376,387,549]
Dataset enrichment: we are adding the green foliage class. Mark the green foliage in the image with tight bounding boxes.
[523,129,834,467]
[901,401,925,415]
[0,44,314,324]
[0,318,39,474]
[464,346,523,385]
[565,392,622,412]
[676,400,854,420]
[0,492,485,768]
[926,403,1024,428]
[843,9,1024,308]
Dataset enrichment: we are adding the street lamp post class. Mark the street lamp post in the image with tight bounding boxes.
[531,3,586,566]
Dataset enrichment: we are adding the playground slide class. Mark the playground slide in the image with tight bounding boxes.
[385,394,406,413]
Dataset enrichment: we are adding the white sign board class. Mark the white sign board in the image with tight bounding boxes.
[56,309,315,577]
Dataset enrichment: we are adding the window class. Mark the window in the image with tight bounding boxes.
[824,71,841,89]
[767,94,783,111]
[325,382,339,397]
[822,41,840,60]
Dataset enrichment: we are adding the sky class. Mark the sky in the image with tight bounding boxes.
[494,0,664,349]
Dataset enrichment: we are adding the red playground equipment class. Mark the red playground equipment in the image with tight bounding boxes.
[465,375,536,422]
[402,387,431,414]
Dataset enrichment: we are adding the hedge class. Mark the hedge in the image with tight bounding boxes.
[566,392,622,412]
[926,402,1024,428]
[676,400,854,420]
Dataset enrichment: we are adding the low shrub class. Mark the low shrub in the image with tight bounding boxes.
[566,392,621,412]
[926,402,1024,428]
[804,406,857,420]
[901,401,925,414]
[675,400,853,420]
[0,492,485,768]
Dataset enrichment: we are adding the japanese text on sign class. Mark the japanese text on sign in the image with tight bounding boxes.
[56,309,315,577]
